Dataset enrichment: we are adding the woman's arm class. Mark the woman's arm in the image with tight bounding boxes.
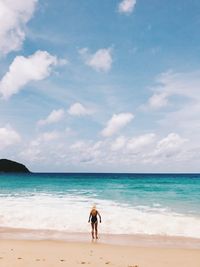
[97,211,101,223]
[88,212,92,223]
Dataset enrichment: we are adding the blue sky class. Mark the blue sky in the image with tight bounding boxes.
[1,0,200,172]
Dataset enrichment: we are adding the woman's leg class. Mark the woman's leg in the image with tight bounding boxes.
[95,222,98,239]
[91,223,95,239]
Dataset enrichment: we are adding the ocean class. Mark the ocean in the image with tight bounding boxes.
[0,173,200,239]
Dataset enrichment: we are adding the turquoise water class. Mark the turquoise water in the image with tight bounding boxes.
[0,173,200,237]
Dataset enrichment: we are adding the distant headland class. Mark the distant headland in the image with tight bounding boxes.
[0,159,30,173]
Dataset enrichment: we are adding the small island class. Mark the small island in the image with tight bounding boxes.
[0,159,30,173]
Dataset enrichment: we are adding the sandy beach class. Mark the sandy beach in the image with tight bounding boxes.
[0,238,199,267]
[0,173,199,267]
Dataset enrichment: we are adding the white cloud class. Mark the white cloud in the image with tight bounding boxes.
[20,143,41,162]
[0,50,59,99]
[0,0,37,55]
[20,131,60,162]
[146,133,188,163]
[70,141,86,150]
[155,133,187,155]
[70,140,102,164]
[79,48,112,72]
[118,0,136,14]
[160,103,200,139]
[0,125,21,149]
[111,136,126,151]
[102,113,134,137]
[30,131,60,146]
[148,93,169,109]
[127,133,156,151]
[38,109,65,126]
[41,131,60,142]
[146,70,200,147]
[57,58,68,66]
[68,102,91,116]
[111,133,155,153]
[147,70,200,110]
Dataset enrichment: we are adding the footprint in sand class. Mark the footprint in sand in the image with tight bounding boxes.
[81,261,86,264]
[90,250,93,256]
[60,259,65,262]
[105,261,110,264]
[17,257,22,260]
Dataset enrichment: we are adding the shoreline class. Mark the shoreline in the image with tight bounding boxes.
[0,227,200,249]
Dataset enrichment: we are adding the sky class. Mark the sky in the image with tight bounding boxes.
[1,0,200,172]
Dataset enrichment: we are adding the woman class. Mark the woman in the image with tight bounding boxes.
[88,205,101,239]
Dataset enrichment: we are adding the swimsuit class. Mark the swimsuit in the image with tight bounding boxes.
[91,214,98,224]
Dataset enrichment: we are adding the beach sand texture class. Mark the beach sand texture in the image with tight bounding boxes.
[0,240,199,267]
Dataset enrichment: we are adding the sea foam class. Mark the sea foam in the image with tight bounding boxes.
[0,193,200,238]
